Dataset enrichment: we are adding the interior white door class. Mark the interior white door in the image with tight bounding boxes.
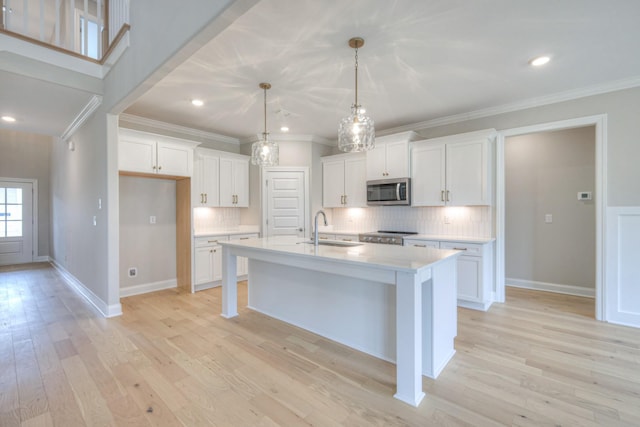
[265,170,306,237]
[0,181,34,265]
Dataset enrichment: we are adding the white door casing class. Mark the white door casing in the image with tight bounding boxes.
[262,168,309,238]
[0,179,35,265]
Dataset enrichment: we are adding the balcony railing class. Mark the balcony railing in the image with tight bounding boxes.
[0,0,129,63]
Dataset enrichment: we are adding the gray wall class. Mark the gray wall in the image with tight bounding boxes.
[505,127,595,288]
[0,129,52,257]
[119,176,176,289]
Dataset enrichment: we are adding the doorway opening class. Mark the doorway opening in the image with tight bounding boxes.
[496,115,606,320]
[504,126,596,317]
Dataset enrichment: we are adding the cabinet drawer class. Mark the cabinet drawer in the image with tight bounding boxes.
[404,239,439,249]
[229,233,259,241]
[195,236,229,248]
[439,241,483,256]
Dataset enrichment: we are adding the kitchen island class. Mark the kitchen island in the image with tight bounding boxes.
[219,236,460,407]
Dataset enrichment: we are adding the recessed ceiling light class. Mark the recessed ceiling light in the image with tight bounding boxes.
[529,56,550,67]
[280,126,289,132]
[191,99,204,107]
[2,116,16,123]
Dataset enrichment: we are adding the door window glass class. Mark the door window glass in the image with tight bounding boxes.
[0,187,23,238]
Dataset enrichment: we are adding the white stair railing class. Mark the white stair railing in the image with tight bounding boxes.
[1,0,129,61]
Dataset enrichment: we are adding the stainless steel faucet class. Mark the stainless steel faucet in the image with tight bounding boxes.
[314,210,328,246]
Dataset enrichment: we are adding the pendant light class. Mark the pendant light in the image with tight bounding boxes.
[251,82,279,166]
[338,37,375,152]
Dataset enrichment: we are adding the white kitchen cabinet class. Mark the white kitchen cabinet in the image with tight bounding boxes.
[404,238,494,311]
[119,128,197,177]
[366,131,418,180]
[192,151,220,207]
[220,155,249,207]
[322,153,366,208]
[411,129,496,206]
[193,236,228,290]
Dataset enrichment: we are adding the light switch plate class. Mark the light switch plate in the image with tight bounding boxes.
[545,214,553,223]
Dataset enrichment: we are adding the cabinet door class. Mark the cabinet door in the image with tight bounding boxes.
[344,156,367,207]
[233,159,249,207]
[192,156,204,206]
[201,155,220,206]
[157,142,192,177]
[322,159,346,208]
[411,143,446,206]
[446,139,489,206]
[384,140,409,179]
[219,157,234,207]
[119,137,156,174]
[212,246,223,282]
[456,255,483,302]
[366,144,387,180]
[194,246,215,285]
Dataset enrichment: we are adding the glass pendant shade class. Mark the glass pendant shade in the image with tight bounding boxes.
[251,132,279,166]
[338,104,375,152]
[338,37,375,153]
[251,82,279,167]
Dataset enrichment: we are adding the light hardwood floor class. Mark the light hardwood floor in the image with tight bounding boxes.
[1,263,639,426]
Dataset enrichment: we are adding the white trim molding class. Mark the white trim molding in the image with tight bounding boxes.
[52,259,123,317]
[605,206,640,328]
[119,279,177,298]
[507,278,595,298]
[60,94,103,141]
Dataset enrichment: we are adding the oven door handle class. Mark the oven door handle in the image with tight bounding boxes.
[396,183,401,201]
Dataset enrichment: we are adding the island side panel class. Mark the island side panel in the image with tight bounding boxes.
[422,256,458,378]
[247,259,397,362]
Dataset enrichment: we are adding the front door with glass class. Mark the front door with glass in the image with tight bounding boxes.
[0,181,33,265]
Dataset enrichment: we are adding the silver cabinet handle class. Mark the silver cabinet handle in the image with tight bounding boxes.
[446,190,450,202]
[158,166,162,171]
[414,244,427,248]
[452,247,467,251]
[207,240,219,243]
[344,195,348,205]
[441,190,445,202]
[396,183,401,201]
[240,237,250,240]
[152,165,157,170]
[204,193,208,204]
[342,238,352,241]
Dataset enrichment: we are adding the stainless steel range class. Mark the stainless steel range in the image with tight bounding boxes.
[358,230,418,245]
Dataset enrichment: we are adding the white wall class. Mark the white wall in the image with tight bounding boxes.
[0,129,52,257]
[119,176,176,290]
[505,127,596,290]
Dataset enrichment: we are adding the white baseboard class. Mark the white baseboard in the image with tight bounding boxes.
[506,278,595,298]
[120,279,177,297]
[34,255,50,262]
[51,259,123,317]
[457,299,493,311]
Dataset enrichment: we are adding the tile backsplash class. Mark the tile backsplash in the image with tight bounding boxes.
[193,207,242,232]
[329,206,492,237]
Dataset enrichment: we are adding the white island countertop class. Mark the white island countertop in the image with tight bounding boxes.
[219,236,459,274]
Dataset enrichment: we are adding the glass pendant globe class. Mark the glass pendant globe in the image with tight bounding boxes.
[251,133,279,166]
[338,105,375,152]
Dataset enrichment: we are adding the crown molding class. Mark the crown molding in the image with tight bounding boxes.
[119,113,240,145]
[378,75,640,135]
[240,133,333,146]
[60,94,103,141]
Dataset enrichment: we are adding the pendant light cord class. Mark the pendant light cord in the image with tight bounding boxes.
[354,44,359,107]
[263,86,267,136]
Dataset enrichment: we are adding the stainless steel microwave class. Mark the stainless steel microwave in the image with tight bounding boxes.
[366,178,411,206]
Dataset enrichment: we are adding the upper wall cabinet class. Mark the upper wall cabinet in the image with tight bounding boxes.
[411,129,496,206]
[366,131,419,180]
[119,129,199,177]
[219,154,249,207]
[193,148,250,208]
[322,153,367,208]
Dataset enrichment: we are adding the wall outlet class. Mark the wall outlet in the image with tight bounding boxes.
[128,267,137,278]
[150,216,156,224]
[545,214,553,223]
[444,216,451,224]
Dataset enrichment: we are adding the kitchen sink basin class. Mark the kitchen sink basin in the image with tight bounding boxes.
[300,240,363,247]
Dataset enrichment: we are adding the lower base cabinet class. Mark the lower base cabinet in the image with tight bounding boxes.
[405,238,494,311]
[193,233,259,291]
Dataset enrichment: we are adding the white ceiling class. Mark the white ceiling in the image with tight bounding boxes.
[123,0,640,141]
[2,1,640,140]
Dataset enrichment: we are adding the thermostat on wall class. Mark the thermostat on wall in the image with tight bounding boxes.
[578,191,592,201]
